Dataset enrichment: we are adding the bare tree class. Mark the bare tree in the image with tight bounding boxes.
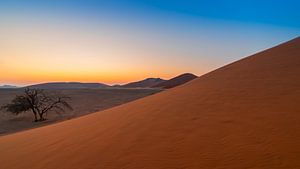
[1,88,72,122]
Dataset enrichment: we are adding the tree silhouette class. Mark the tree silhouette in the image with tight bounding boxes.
[1,88,72,122]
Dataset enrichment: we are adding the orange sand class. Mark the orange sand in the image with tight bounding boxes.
[0,37,299,169]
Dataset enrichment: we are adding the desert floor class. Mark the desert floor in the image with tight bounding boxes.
[0,88,161,135]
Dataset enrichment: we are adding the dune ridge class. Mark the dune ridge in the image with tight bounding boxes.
[0,37,300,169]
[120,78,166,88]
[152,73,197,89]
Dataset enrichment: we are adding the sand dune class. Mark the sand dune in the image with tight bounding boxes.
[152,73,198,89]
[120,78,166,88]
[0,37,300,169]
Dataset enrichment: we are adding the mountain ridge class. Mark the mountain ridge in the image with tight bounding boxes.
[152,73,197,89]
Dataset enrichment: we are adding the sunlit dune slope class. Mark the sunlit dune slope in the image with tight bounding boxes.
[0,37,300,169]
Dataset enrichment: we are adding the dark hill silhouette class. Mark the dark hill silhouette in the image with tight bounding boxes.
[0,85,18,89]
[120,78,166,88]
[152,73,197,89]
[27,82,109,89]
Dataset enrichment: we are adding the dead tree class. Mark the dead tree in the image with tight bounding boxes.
[1,88,72,122]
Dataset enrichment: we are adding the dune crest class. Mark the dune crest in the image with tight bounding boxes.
[152,73,197,89]
[0,37,300,169]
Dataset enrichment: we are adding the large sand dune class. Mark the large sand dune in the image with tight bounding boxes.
[0,37,299,169]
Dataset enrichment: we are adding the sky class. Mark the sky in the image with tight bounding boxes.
[0,0,299,86]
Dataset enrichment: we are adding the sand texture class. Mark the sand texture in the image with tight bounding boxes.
[0,37,299,169]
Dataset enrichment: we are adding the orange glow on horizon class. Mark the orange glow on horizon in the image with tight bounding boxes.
[0,70,199,86]
[0,14,220,86]
[0,60,204,86]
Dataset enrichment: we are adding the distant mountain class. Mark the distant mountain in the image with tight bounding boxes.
[112,84,122,88]
[26,82,109,89]
[152,73,197,89]
[120,78,166,88]
[22,74,196,90]
[0,85,18,89]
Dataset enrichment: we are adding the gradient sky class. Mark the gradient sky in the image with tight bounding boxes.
[0,0,299,86]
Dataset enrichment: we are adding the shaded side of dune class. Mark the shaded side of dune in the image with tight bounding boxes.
[152,73,198,89]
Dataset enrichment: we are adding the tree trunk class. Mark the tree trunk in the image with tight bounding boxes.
[34,113,38,122]
[31,108,38,122]
[39,113,45,121]
[38,112,45,121]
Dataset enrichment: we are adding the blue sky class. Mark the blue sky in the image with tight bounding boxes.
[1,0,299,28]
[0,0,299,85]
